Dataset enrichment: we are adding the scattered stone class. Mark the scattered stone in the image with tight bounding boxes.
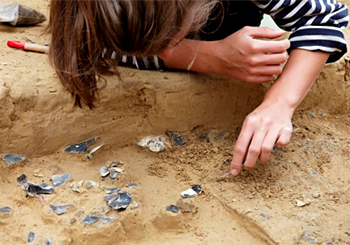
[82,215,100,225]
[83,180,99,189]
[139,136,169,152]
[125,183,138,188]
[51,173,71,187]
[166,205,179,213]
[105,188,121,194]
[300,230,317,243]
[312,192,321,198]
[17,174,28,184]
[70,218,77,224]
[105,192,133,210]
[181,185,202,198]
[112,167,124,173]
[3,154,26,165]
[86,144,104,159]
[23,183,54,196]
[99,166,110,177]
[109,169,117,179]
[49,204,73,215]
[64,138,96,153]
[296,199,308,207]
[170,134,185,146]
[70,181,84,193]
[46,239,52,245]
[0,206,11,214]
[28,231,35,243]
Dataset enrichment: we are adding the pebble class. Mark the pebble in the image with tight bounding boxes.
[83,180,99,189]
[28,231,35,243]
[50,204,73,215]
[51,173,71,187]
[181,185,202,198]
[170,134,185,146]
[3,154,26,165]
[125,183,138,188]
[0,206,11,214]
[309,168,319,175]
[82,216,100,225]
[166,205,179,213]
[17,174,28,184]
[296,199,308,207]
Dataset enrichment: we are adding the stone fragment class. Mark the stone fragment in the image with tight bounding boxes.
[49,204,73,215]
[3,154,26,164]
[51,173,70,187]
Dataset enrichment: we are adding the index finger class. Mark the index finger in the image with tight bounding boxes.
[255,39,290,54]
[231,129,253,176]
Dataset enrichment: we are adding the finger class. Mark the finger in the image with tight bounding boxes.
[260,129,280,162]
[244,129,267,171]
[258,52,288,66]
[248,26,284,39]
[247,65,283,76]
[244,75,274,83]
[277,127,292,147]
[231,128,254,176]
[255,39,290,54]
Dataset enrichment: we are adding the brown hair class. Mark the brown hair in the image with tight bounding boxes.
[47,0,217,108]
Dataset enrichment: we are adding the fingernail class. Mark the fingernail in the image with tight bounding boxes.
[231,169,239,176]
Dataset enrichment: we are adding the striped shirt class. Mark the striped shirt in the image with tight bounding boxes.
[252,0,349,63]
[106,0,348,69]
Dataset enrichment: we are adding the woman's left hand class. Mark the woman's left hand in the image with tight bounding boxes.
[230,99,294,176]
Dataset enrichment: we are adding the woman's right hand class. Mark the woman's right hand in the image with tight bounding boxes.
[213,26,290,83]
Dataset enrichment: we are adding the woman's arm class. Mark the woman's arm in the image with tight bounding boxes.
[230,49,330,176]
[161,26,290,83]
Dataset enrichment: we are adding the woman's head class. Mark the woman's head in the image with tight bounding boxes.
[48,0,216,108]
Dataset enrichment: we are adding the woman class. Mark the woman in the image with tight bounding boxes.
[48,0,349,176]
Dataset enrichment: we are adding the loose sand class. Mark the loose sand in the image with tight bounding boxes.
[1,1,350,244]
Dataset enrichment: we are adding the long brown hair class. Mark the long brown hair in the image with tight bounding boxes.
[47,0,216,108]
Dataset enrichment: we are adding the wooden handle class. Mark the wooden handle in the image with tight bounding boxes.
[24,43,49,53]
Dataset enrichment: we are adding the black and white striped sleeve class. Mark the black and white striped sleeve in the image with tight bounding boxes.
[102,49,166,70]
[252,0,349,63]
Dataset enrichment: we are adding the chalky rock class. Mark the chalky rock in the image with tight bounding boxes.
[64,138,96,153]
[105,188,121,194]
[170,134,186,146]
[51,173,70,187]
[3,154,26,164]
[82,215,100,226]
[23,183,54,196]
[99,166,110,177]
[296,199,307,207]
[166,205,179,213]
[181,185,202,198]
[17,174,28,184]
[105,192,133,210]
[139,136,166,152]
[0,206,11,215]
[28,231,35,243]
[50,204,73,215]
[125,183,138,188]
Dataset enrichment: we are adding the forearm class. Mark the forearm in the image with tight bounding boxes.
[263,49,330,111]
[162,39,219,73]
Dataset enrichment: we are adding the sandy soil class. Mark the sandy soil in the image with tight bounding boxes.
[1,1,350,245]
